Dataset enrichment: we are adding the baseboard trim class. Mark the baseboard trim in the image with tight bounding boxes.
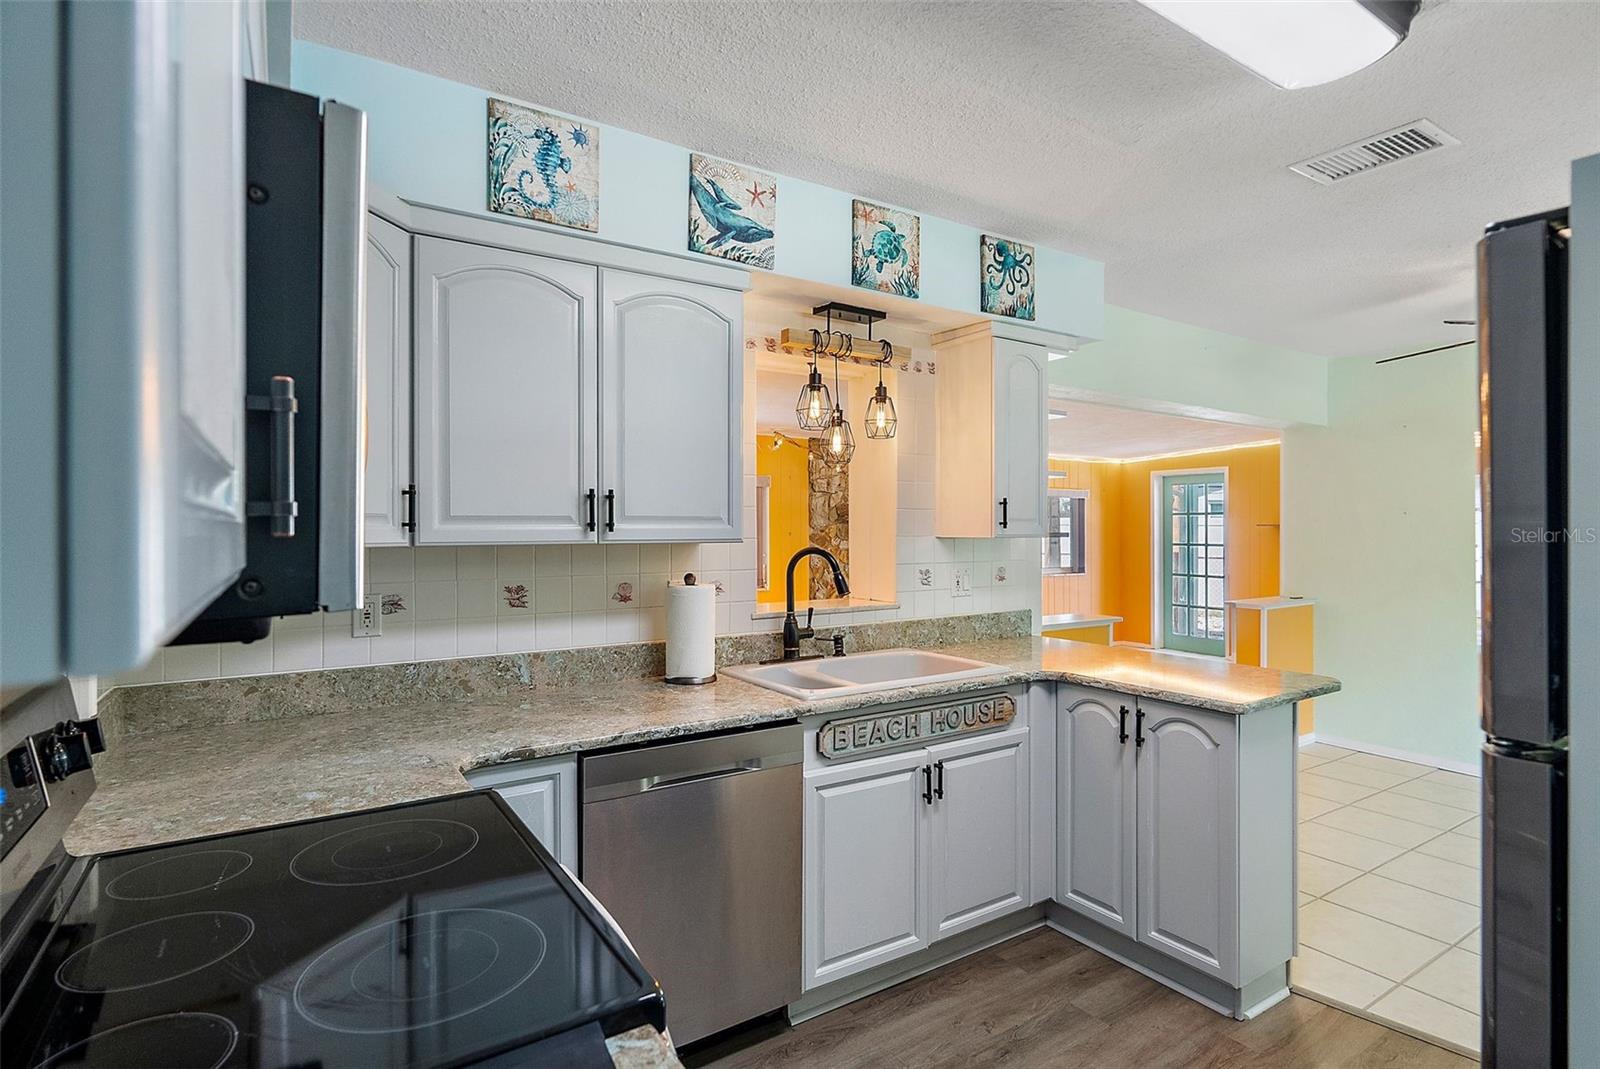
[1297,732,1318,746]
[788,907,1046,1024]
[1313,734,1481,777]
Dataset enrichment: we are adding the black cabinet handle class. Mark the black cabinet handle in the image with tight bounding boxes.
[401,484,416,532]
[999,497,1009,529]
[1119,705,1129,745]
[585,489,596,532]
[1135,708,1146,748]
[604,490,616,532]
[933,760,945,799]
[922,765,933,805]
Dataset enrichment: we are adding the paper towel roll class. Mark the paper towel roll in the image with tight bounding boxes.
[665,580,718,684]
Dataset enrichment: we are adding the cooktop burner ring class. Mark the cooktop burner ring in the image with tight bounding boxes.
[104,848,254,901]
[54,911,256,994]
[292,907,548,1035]
[289,818,480,886]
[30,1012,239,1069]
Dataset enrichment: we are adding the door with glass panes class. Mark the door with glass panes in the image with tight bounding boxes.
[1159,473,1226,655]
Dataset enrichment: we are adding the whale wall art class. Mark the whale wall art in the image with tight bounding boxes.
[487,98,600,232]
[851,200,920,299]
[980,235,1036,320]
[687,153,776,269]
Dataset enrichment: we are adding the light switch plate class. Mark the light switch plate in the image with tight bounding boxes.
[953,566,972,597]
[353,593,383,637]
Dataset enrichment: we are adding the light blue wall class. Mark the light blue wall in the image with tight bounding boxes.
[1049,305,1330,427]
[292,41,1104,339]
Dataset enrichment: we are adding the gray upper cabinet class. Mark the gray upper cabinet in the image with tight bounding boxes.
[413,236,598,544]
[363,214,413,546]
[1135,699,1239,983]
[599,269,743,543]
[1056,686,1137,938]
[991,339,1048,538]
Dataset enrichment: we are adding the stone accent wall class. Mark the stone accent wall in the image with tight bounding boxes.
[806,439,850,600]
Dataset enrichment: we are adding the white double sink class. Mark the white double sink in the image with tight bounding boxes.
[723,648,1007,700]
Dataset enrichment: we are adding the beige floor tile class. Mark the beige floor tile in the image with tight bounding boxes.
[1310,761,1416,790]
[1455,816,1482,839]
[1299,822,1409,871]
[1301,742,1356,760]
[1324,873,1480,943]
[1407,947,1481,1012]
[1298,793,1344,822]
[1299,851,1364,897]
[1290,946,1395,1010]
[1390,777,1479,811]
[1352,790,1478,830]
[1457,927,1480,955]
[1299,752,1332,770]
[1415,832,1480,868]
[1424,769,1481,789]
[1333,753,1434,779]
[1376,851,1481,906]
[1313,807,1441,849]
[1370,986,1481,1054]
[1298,900,1449,981]
[1300,772,1383,804]
[1299,892,1315,908]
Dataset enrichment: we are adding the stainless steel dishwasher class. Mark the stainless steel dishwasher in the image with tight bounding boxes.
[580,724,802,1046]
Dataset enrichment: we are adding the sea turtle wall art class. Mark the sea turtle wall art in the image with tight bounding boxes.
[487,98,600,232]
[688,154,776,269]
[851,199,920,299]
[980,234,1036,320]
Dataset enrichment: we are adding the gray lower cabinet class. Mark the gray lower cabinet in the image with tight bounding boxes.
[802,724,1031,992]
[1055,686,1293,992]
[465,755,578,872]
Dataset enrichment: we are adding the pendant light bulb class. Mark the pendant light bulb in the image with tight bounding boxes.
[824,404,855,466]
[795,357,832,431]
[863,355,897,440]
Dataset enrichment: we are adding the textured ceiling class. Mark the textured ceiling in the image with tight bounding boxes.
[295,0,1600,359]
[1048,400,1278,460]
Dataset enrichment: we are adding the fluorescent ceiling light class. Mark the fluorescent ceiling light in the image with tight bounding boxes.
[1047,351,1072,362]
[1137,0,1417,90]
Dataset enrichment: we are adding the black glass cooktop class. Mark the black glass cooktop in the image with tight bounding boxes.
[1,792,663,1068]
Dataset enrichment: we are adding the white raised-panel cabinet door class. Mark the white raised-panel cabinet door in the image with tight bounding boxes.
[1056,686,1137,938]
[465,757,578,872]
[1135,698,1239,983]
[803,749,931,990]
[599,270,742,542]
[414,238,598,543]
[992,339,1047,538]
[61,1,246,677]
[927,728,1030,940]
[363,215,412,545]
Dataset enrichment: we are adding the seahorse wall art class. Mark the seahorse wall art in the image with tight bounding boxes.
[980,234,1037,320]
[851,199,921,299]
[487,98,600,232]
[688,153,777,270]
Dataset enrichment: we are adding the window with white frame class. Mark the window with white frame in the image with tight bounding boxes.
[1042,489,1087,575]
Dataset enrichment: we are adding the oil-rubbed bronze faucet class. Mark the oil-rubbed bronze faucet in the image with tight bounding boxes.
[782,547,849,660]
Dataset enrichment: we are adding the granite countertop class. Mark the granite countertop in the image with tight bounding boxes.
[606,1025,682,1068]
[68,636,1337,856]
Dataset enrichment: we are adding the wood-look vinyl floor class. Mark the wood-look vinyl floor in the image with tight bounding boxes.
[696,928,1475,1069]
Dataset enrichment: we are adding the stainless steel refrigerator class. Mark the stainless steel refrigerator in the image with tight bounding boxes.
[1478,207,1571,1068]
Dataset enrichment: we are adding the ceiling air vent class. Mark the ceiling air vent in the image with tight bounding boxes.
[1290,119,1459,185]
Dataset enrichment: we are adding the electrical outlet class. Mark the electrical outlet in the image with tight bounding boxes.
[952,566,972,597]
[353,593,382,637]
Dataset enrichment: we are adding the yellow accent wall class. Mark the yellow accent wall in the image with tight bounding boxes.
[1044,443,1281,645]
[757,435,809,597]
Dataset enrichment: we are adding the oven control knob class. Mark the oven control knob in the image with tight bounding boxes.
[44,737,71,782]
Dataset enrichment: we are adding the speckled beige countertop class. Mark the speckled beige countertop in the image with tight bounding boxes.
[606,1025,682,1068]
[68,637,1337,856]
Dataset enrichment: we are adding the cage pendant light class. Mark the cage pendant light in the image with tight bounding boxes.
[863,339,897,439]
[795,329,833,430]
[823,353,856,466]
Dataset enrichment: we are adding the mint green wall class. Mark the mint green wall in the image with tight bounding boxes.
[1282,348,1481,767]
[1049,305,1329,426]
[291,41,1105,339]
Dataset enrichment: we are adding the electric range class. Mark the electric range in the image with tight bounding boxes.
[1,689,664,1069]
